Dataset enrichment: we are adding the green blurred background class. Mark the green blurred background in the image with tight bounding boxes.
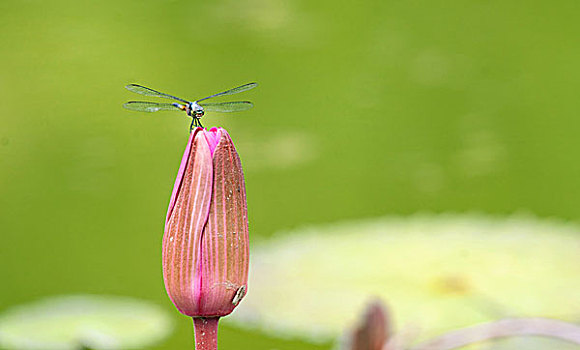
[1,0,579,348]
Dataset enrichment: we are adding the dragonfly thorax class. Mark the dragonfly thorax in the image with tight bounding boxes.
[186,102,205,118]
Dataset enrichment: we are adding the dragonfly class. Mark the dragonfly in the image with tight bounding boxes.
[123,82,257,130]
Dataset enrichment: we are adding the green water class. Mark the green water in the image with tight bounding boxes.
[1,0,579,348]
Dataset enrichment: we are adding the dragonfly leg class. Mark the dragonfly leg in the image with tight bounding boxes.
[189,117,204,131]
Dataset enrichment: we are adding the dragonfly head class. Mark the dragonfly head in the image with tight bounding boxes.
[188,102,205,119]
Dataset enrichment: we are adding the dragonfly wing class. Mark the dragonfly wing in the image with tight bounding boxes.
[125,84,189,103]
[196,82,258,102]
[123,101,183,113]
[200,101,254,113]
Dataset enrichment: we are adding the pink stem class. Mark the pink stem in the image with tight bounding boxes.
[193,317,220,350]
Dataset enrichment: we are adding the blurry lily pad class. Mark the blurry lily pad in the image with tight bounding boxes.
[230,213,580,342]
[0,295,172,350]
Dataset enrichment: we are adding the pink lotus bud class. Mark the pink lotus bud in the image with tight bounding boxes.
[345,300,391,350]
[162,127,249,319]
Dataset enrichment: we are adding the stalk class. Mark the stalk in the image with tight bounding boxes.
[193,317,220,350]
